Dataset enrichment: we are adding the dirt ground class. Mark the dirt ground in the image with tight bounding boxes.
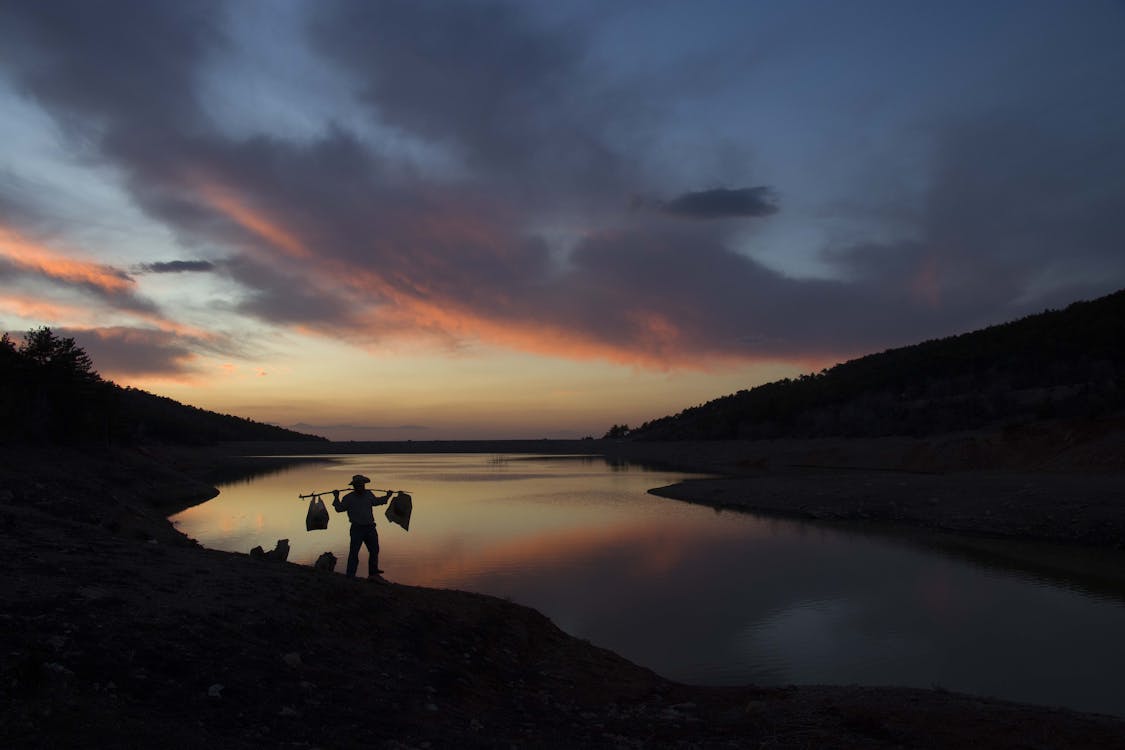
[3,442,1125,748]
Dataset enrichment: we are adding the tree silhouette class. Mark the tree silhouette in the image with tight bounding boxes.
[629,288,1125,441]
[18,327,100,383]
[1,327,325,445]
[603,424,631,439]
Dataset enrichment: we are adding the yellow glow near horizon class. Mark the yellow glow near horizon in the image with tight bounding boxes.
[120,332,809,439]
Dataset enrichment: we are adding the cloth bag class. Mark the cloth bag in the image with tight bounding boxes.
[305,496,329,531]
[385,492,413,531]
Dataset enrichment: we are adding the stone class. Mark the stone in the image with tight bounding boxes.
[269,539,290,561]
[314,551,337,572]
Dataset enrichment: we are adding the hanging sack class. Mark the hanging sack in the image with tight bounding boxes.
[385,492,412,531]
[306,497,329,531]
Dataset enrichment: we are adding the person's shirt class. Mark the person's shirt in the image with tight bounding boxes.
[333,489,389,525]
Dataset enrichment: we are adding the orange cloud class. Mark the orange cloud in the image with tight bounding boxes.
[190,181,793,370]
[0,293,100,325]
[196,181,314,261]
[0,289,213,345]
[369,292,745,370]
[0,225,133,294]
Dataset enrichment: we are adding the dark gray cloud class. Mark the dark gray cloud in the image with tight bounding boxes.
[136,260,216,274]
[60,326,200,377]
[309,0,645,210]
[658,187,779,219]
[220,255,355,328]
[0,1,806,364]
[825,112,1125,328]
[534,223,944,361]
[0,0,220,134]
[2,0,1123,370]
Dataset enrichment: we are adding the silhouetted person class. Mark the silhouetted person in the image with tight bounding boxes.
[332,474,393,579]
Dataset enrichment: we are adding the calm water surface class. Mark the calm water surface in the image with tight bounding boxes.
[171,454,1125,717]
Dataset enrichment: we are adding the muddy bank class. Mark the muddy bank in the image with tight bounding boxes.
[602,420,1125,550]
[3,445,1125,748]
[649,470,1125,550]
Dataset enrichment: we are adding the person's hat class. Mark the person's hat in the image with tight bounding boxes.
[350,474,371,486]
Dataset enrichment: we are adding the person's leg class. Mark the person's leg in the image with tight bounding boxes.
[363,526,381,577]
[346,525,363,578]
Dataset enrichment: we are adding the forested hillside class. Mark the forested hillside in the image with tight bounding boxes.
[630,289,1125,441]
[0,327,325,445]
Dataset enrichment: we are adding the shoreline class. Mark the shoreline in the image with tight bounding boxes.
[5,443,1125,747]
[647,469,1125,551]
[215,426,1125,551]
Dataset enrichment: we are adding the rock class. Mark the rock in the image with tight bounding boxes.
[314,551,337,572]
[282,652,302,668]
[250,540,289,561]
[208,683,224,698]
[270,539,290,561]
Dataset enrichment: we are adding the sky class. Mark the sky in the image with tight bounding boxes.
[1,0,1124,440]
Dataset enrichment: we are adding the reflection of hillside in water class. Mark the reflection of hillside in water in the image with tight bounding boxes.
[729,506,1125,604]
[507,454,686,472]
[917,531,1125,603]
[206,457,332,488]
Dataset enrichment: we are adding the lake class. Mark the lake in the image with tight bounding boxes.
[170,453,1125,717]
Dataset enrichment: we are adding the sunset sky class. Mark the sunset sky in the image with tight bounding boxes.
[2,1,1124,440]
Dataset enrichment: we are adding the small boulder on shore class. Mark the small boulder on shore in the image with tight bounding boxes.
[249,539,290,562]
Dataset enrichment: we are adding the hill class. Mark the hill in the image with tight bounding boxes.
[630,288,1125,441]
[0,327,324,445]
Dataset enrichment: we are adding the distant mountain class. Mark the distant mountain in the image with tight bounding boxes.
[629,289,1125,441]
[1,327,325,445]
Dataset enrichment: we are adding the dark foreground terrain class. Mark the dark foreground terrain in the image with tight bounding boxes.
[3,444,1125,748]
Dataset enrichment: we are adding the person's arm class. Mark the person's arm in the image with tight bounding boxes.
[331,490,346,512]
[374,490,393,507]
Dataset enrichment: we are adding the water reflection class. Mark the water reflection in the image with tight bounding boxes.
[171,454,1125,717]
[198,455,332,488]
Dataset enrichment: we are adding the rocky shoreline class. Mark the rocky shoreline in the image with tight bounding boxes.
[3,443,1125,748]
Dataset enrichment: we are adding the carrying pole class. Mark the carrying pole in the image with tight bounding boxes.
[298,488,407,499]
[298,489,348,500]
